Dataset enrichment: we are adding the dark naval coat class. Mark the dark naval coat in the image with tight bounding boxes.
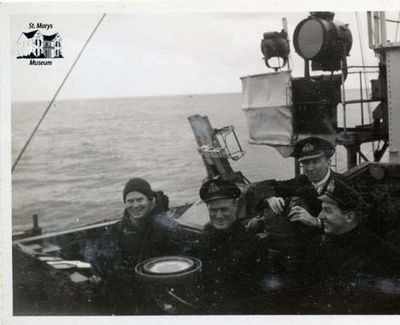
[302,226,400,312]
[88,207,187,314]
[192,220,266,313]
[307,226,400,281]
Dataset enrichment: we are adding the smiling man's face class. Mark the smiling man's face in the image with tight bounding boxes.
[319,201,356,235]
[125,191,152,220]
[301,155,330,183]
[207,198,237,230]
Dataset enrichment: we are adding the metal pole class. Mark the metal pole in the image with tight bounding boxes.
[33,214,39,228]
[282,17,288,33]
[380,12,387,46]
[395,12,400,42]
[304,60,310,78]
[359,71,364,125]
[341,60,347,134]
[282,17,291,71]
[374,11,380,45]
[294,159,301,177]
[346,145,358,169]
[367,11,374,48]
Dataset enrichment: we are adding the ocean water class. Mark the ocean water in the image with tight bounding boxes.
[12,91,374,233]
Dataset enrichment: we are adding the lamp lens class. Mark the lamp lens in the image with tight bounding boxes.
[297,19,324,59]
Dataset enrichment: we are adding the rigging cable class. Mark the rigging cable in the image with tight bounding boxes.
[395,12,400,42]
[12,13,107,172]
[355,12,375,153]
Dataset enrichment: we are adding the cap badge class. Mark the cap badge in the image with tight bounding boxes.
[302,143,314,153]
[326,179,335,193]
[208,182,220,194]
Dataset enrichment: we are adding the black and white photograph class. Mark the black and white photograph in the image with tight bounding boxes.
[3,1,400,324]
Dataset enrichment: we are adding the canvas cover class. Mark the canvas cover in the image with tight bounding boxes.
[241,71,293,149]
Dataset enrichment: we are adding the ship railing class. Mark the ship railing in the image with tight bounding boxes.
[339,65,379,133]
[367,11,400,49]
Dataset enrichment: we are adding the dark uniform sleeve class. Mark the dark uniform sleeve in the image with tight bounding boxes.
[235,232,269,291]
[300,235,324,285]
[193,227,267,312]
[84,223,122,278]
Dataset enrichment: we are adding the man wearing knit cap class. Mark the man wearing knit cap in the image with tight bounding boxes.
[123,178,156,221]
[303,178,400,311]
[194,179,265,313]
[89,178,186,315]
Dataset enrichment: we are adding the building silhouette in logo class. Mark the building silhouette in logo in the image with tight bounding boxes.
[17,30,63,59]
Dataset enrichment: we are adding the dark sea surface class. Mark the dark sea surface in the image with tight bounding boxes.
[12,91,374,233]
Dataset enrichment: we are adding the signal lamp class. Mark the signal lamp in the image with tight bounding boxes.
[261,30,290,70]
[293,12,352,71]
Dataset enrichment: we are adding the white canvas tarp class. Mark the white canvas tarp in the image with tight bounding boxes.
[241,71,293,148]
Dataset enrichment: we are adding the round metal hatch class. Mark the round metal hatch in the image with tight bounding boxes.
[135,256,202,285]
[143,256,194,275]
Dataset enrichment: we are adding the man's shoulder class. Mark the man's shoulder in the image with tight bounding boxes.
[355,227,398,251]
[330,171,348,181]
[348,228,400,276]
[231,222,259,242]
[105,217,125,235]
[329,171,358,188]
[151,209,181,231]
[277,174,309,184]
[339,227,400,265]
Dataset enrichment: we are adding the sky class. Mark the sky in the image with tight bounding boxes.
[8,3,400,102]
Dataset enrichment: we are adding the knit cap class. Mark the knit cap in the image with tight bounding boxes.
[123,178,154,202]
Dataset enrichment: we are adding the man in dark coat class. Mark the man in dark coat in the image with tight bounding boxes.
[260,137,343,227]
[304,178,400,312]
[88,178,186,315]
[194,179,265,314]
[250,137,349,256]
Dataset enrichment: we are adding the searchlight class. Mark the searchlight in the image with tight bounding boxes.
[293,11,352,71]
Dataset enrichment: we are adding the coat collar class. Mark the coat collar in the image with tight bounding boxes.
[203,219,244,238]
[322,225,362,246]
[121,206,163,230]
[312,168,331,192]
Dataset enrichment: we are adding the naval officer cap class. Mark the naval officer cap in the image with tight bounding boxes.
[292,137,335,162]
[199,179,241,203]
[318,178,367,211]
